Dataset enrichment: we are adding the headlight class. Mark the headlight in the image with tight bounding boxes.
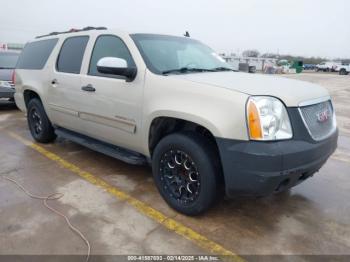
[246,96,293,140]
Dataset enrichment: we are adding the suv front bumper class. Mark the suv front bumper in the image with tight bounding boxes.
[216,130,338,197]
[216,105,338,197]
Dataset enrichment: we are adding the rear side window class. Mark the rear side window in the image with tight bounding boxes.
[57,36,89,74]
[16,39,58,70]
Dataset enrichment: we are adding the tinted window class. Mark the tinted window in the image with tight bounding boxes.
[0,52,19,69]
[16,39,58,70]
[57,36,89,74]
[89,35,135,77]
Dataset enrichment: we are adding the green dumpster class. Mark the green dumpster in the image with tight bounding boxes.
[291,60,303,73]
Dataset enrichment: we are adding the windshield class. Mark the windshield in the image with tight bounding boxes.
[130,34,232,75]
[0,52,19,69]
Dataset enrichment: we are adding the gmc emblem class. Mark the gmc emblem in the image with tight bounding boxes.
[316,109,331,123]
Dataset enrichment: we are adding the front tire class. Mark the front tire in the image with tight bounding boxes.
[27,98,56,143]
[152,132,220,215]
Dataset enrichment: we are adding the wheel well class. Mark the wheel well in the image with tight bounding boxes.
[149,117,215,153]
[148,117,225,185]
[148,117,222,168]
[23,90,41,108]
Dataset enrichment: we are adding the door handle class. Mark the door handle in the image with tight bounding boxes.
[81,84,96,92]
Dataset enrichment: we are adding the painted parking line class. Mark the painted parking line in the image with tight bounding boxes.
[6,131,245,262]
[331,148,350,164]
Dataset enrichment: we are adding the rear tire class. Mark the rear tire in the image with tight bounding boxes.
[152,132,220,215]
[27,98,56,143]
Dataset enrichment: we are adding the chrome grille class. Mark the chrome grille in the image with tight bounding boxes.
[299,100,336,141]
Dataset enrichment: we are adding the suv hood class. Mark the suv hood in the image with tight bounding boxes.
[170,72,329,107]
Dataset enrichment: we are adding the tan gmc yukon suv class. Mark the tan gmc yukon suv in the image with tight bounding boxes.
[15,27,338,215]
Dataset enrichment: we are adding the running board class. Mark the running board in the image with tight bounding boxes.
[55,127,147,165]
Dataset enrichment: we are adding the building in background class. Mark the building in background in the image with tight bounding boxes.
[221,54,277,71]
[0,43,24,51]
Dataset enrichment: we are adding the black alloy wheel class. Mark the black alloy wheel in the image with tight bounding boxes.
[27,98,56,143]
[29,107,43,136]
[152,132,219,215]
[159,149,201,205]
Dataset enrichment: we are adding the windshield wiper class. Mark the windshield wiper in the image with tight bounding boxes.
[162,67,215,75]
[0,67,14,69]
[210,67,234,72]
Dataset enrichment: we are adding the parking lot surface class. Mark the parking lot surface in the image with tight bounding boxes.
[0,73,350,260]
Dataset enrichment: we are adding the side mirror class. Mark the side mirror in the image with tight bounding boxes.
[96,57,137,81]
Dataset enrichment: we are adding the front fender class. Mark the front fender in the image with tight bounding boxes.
[140,72,250,156]
[145,109,222,138]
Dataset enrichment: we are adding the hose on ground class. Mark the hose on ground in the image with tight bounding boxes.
[2,176,91,262]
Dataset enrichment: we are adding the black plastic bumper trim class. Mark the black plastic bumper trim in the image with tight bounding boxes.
[216,107,338,197]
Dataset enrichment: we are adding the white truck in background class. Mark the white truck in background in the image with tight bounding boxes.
[334,64,350,75]
[315,62,341,72]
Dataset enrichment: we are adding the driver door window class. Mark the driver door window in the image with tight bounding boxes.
[89,35,135,78]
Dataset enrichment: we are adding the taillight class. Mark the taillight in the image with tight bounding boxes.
[11,70,15,85]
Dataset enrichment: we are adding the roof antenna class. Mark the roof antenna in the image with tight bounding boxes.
[184,31,190,37]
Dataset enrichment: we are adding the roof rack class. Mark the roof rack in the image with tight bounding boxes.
[35,26,107,39]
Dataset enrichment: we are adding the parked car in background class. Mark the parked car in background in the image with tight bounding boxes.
[0,51,19,100]
[14,27,338,215]
[303,64,316,70]
[316,62,340,72]
[334,63,350,75]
